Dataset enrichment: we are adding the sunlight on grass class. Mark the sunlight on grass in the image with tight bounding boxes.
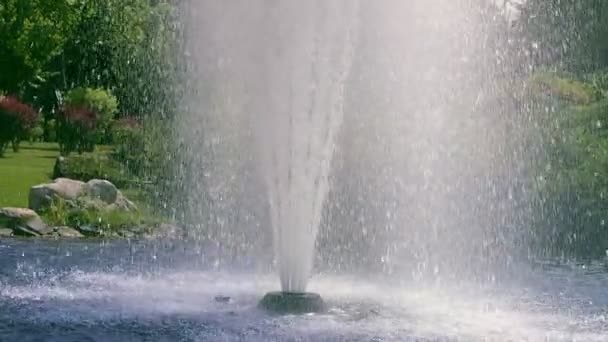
[0,142,59,207]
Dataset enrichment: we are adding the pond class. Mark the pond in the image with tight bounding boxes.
[0,239,606,341]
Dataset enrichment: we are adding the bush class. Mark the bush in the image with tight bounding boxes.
[530,72,596,105]
[534,99,608,257]
[28,125,44,144]
[57,105,98,154]
[584,69,608,99]
[64,87,118,127]
[53,153,134,188]
[0,96,38,156]
[111,118,146,176]
[40,198,151,236]
[57,88,118,155]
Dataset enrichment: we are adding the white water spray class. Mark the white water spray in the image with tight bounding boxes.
[255,2,360,292]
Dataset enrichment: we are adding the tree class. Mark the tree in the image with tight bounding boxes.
[1,0,182,137]
[517,0,608,72]
[59,0,182,117]
[0,0,77,93]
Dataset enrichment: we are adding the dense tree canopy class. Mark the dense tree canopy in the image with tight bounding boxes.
[0,0,77,93]
[517,0,608,72]
[0,0,181,117]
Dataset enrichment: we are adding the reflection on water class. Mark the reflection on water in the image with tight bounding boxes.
[0,239,606,341]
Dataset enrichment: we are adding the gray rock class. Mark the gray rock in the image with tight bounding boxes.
[19,215,52,235]
[0,228,13,237]
[118,230,135,238]
[0,207,52,236]
[29,178,86,211]
[0,207,37,220]
[145,223,182,239]
[54,226,84,238]
[115,192,138,211]
[13,225,40,237]
[77,224,102,236]
[29,178,137,214]
[85,179,118,204]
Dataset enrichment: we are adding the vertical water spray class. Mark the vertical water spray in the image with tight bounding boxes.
[180,0,359,301]
[180,0,528,306]
[255,1,360,293]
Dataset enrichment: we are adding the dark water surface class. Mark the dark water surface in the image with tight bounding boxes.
[0,238,606,341]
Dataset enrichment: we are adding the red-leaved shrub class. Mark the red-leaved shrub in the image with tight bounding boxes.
[0,96,38,155]
[57,105,99,155]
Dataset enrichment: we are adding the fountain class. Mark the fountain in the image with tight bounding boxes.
[250,1,360,312]
[2,1,608,340]
[178,0,525,312]
[177,0,362,312]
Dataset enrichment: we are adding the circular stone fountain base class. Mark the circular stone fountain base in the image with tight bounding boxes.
[259,292,325,314]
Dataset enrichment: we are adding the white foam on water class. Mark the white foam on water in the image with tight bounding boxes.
[1,270,606,341]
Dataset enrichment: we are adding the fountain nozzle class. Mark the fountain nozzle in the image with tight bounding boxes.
[259,291,325,314]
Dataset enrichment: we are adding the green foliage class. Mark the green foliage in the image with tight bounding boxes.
[46,119,57,142]
[530,72,596,105]
[534,96,608,257]
[516,1,608,258]
[111,121,145,176]
[57,87,117,155]
[0,0,78,92]
[0,0,182,125]
[584,69,608,99]
[40,198,150,235]
[58,0,182,117]
[64,87,118,128]
[28,125,44,143]
[53,153,133,188]
[518,0,608,72]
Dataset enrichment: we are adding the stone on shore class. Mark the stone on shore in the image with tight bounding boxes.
[0,207,52,236]
[29,178,86,211]
[29,178,138,213]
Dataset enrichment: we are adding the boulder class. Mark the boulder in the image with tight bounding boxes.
[77,224,102,237]
[29,178,138,213]
[54,226,84,238]
[0,207,37,220]
[145,223,183,240]
[0,228,13,237]
[85,179,118,204]
[0,207,52,236]
[29,178,86,211]
[114,193,138,211]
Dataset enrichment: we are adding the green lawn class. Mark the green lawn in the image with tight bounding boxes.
[0,142,59,207]
[0,142,157,220]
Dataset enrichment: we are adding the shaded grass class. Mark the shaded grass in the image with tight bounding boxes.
[0,142,58,207]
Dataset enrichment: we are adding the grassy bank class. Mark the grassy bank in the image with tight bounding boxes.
[0,142,58,207]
